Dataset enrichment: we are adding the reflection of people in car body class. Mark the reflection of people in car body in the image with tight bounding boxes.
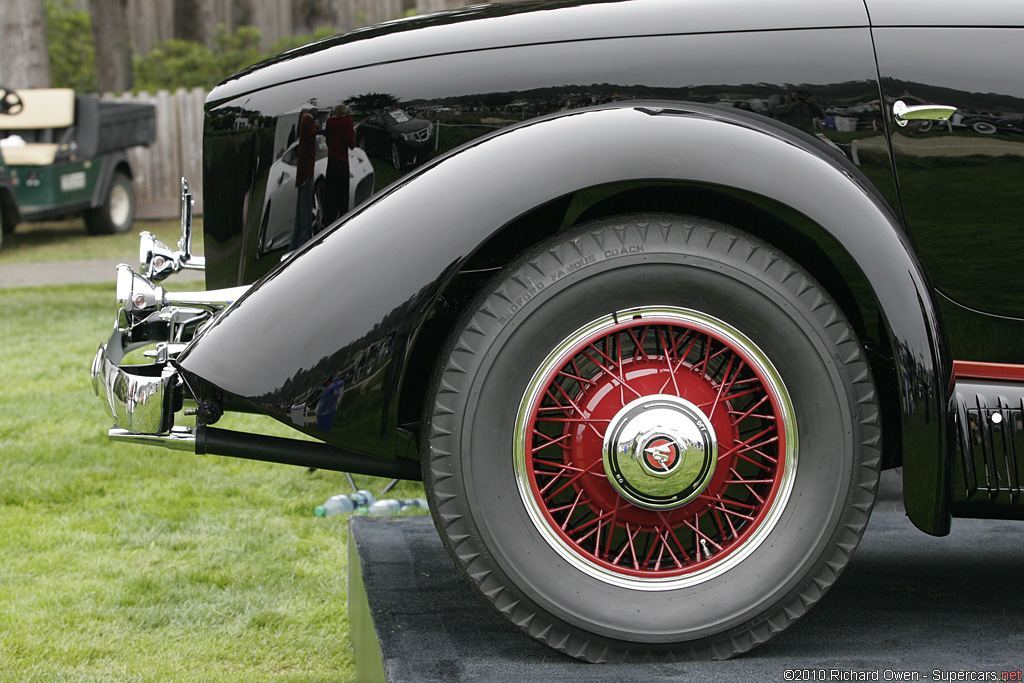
[324,104,356,226]
[768,90,824,133]
[289,106,318,250]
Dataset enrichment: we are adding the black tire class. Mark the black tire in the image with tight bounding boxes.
[391,142,403,170]
[85,171,135,235]
[1,192,18,235]
[423,214,881,662]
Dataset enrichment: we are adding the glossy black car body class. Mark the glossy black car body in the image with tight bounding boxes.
[93,0,1024,663]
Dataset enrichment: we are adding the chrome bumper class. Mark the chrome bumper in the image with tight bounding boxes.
[90,266,248,437]
[91,333,181,434]
[90,177,248,440]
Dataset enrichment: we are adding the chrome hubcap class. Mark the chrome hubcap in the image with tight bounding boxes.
[603,395,718,510]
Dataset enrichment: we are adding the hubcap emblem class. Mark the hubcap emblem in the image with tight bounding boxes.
[642,437,680,474]
[602,395,718,510]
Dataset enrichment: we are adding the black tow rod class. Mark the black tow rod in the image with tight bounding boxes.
[195,426,423,481]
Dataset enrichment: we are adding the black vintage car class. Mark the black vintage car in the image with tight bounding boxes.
[92,0,1024,663]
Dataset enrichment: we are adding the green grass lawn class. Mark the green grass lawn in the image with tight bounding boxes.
[0,283,426,682]
[1,218,203,264]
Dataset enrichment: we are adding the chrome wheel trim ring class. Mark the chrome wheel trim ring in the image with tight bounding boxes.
[512,305,799,591]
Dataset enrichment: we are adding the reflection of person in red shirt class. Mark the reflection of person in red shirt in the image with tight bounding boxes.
[295,107,319,187]
[289,107,319,250]
[324,104,356,225]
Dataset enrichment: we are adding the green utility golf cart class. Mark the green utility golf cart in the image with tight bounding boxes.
[0,87,155,240]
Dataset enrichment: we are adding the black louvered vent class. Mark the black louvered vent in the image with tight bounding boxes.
[954,381,1024,511]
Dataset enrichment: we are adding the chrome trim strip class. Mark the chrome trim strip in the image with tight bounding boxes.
[164,286,250,311]
[179,177,196,259]
[109,426,196,451]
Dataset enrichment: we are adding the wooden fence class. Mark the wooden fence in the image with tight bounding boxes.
[123,0,496,55]
[103,88,207,219]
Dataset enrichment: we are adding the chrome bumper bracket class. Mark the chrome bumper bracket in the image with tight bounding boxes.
[109,426,197,451]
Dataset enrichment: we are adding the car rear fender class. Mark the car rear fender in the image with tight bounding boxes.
[176,102,952,534]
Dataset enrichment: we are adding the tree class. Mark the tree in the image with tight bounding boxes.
[174,0,212,44]
[46,0,98,93]
[295,0,336,33]
[133,25,263,92]
[232,0,254,27]
[0,0,51,88]
[345,92,401,116]
[87,0,133,92]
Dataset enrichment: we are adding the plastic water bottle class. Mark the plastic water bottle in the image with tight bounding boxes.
[365,497,429,516]
[401,497,429,512]
[365,499,402,516]
[314,489,376,517]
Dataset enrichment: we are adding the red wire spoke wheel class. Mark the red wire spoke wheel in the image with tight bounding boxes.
[513,307,797,589]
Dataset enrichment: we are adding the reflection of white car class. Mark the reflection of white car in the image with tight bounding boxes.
[257,140,373,256]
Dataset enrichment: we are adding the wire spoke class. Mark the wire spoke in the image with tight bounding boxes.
[523,315,786,578]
